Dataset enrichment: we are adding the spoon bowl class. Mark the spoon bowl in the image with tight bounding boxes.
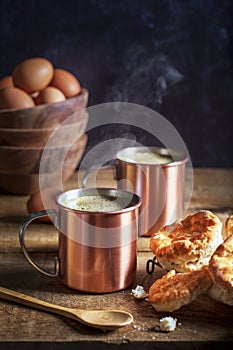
[72,309,134,330]
[0,286,133,331]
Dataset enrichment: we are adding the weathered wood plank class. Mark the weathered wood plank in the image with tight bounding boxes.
[0,168,232,253]
[0,252,232,343]
[0,168,232,347]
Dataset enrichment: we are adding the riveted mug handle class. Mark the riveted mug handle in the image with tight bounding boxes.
[19,209,59,277]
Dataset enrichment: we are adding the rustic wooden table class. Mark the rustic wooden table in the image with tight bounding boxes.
[0,168,232,349]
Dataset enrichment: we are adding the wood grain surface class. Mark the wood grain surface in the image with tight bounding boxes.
[0,88,88,129]
[0,134,87,195]
[0,111,88,147]
[0,168,232,349]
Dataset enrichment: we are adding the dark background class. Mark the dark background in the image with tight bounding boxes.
[0,0,232,167]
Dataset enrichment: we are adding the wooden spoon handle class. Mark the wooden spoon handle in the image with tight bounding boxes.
[0,286,73,319]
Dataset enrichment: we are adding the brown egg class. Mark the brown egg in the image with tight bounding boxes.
[50,68,81,97]
[27,189,60,223]
[35,86,66,105]
[13,57,54,93]
[0,87,35,109]
[0,76,14,90]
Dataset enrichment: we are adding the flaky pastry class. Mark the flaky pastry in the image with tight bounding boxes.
[149,267,213,312]
[207,233,233,306]
[224,215,233,239]
[150,210,223,272]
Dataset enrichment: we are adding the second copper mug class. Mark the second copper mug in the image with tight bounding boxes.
[83,147,188,236]
[19,188,141,293]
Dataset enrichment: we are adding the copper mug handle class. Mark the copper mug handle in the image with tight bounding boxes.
[19,209,59,277]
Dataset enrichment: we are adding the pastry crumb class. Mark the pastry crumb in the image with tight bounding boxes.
[159,316,177,332]
[131,285,148,299]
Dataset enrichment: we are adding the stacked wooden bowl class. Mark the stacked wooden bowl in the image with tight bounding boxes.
[0,89,89,195]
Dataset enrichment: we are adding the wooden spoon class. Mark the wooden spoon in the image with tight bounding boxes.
[0,286,133,331]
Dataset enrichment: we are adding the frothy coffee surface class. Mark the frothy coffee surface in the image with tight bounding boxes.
[119,151,172,164]
[62,195,130,212]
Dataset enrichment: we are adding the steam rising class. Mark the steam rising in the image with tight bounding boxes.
[107,44,183,107]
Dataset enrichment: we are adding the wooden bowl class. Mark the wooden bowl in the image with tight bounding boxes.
[0,133,88,175]
[0,134,87,195]
[0,88,88,129]
[0,110,88,147]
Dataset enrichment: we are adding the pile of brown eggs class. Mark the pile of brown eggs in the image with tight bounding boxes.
[0,57,82,109]
[0,57,89,196]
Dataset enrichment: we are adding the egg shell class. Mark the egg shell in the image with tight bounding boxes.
[35,86,66,105]
[50,68,81,97]
[0,87,35,109]
[13,57,54,93]
[27,189,60,223]
[0,76,14,90]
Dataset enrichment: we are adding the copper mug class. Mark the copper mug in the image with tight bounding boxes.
[83,147,188,236]
[19,188,141,293]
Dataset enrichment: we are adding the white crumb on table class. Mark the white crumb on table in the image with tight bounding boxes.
[131,285,148,299]
[159,316,177,332]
